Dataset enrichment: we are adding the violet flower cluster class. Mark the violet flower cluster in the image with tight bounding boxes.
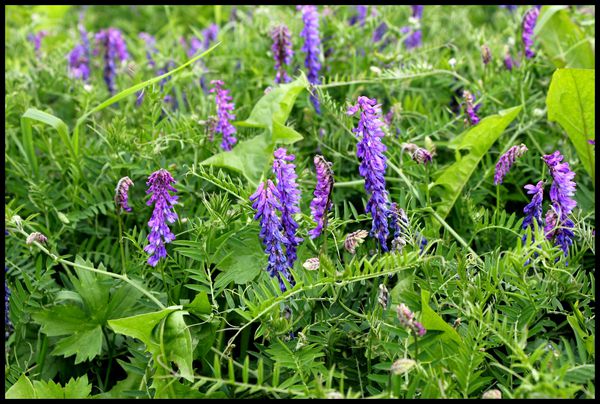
[210,80,238,151]
[349,5,367,26]
[542,151,577,256]
[94,28,129,94]
[348,96,390,251]
[272,148,303,268]
[522,6,540,59]
[115,176,134,213]
[28,31,48,55]
[139,32,158,68]
[309,155,334,239]
[400,5,424,50]
[522,180,544,244]
[250,180,294,292]
[494,143,528,185]
[68,20,91,81]
[144,169,178,267]
[503,45,519,71]
[5,266,11,339]
[298,5,322,113]
[462,90,481,126]
[396,303,426,337]
[270,25,294,84]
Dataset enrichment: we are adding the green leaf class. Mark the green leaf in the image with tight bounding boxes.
[564,364,595,384]
[5,374,36,399]
[33,376,92,399]
[431,106,522,232]
[546,68,595,182]
[420,289,462,346]
[213,226,265,289]
[32,304,90,336]
[161,311,194,382]
[185,292,212,316]
[51,325,103,364]
[535,6,595,69]
[200,133,271,185]
[20,108,73,177]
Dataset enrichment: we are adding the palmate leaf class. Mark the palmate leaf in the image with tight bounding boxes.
[546,68,595,183]
[430,105,522,234]
[5,374,92,399]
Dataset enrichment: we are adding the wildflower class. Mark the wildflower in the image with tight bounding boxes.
[401,26,422,49]
[402,143,432,164]
[67,44,90,81]
[494,144,528,185]
[522,180,544,244]
[249,180,293,292]
[348,96,390,251]
[309,155,334,239]
[588,139,595,145]
[542,151,577,256]
[5,267,11,339]
[94,28,129,94]
[500,5,517,12]
[391,358,416,375]
[26,232,48,245]
[522,6,540,59]
[210,80,237,151]
[388,203,409,240]
[344,230,369,254]
[482,389,502,399]
[349,5,367,26]
[411,5,424,19]
[138,32,157,68]
[419,235,428,254]
[372,22,388,43]
[205,116,218,142]
[27,30,48,55]
[201,24,219,50]
[503,45,518,71]
[462,90,481,126]
[303,257,320,271]
[298,5,322,113]
[144,169,178,267]
[396,303,426,337]
[115,176,134,213]
[270,25,294,84]
[481,44,492,65]
[272,148,303,268]
[378,284,389,308]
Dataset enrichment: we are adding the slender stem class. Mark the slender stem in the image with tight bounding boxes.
[496,184,500,214]
[413,331,419,360]
[426,208,484,265]
[117,213,126,275]
[103,327,115,389]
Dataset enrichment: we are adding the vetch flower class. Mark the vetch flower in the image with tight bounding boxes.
[542,151,577,256]
[272,148,303,268]
[378,283,389,308]
[270,25,294,84]
[349,5,367,26]
[396,303,426,337]
[115,176,134,213]
[94,28,129,94]
[139,32,157,68]
[503,44,519,71]
[28,30,48,55]
[210,80,238,151]
[482,389,502,399]
[144,169,178,267]
[26,232,48,245]
[522,6,540,59]
[348,96,390,251]
[462,90,481,126]
[309,155,334,239]
[250,180,294,292]
[298,5,322,113]
[5,267,11,340]
[391,358,416,375]
[67,44,91,81]
[411,5,424,19]
[372,22,388,43]
[303,257,320,271]
[522,180,544,244]
[494,143,528,185]
[481,44,492,65]
[344,230,369,254]
[402,143,432,164]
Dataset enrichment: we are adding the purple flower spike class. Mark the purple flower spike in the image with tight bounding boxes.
[298,5,322,113]
[373,22,388,43]
[462,90,481,126]
[503,45,519,71]
[348,96,390,251]
[5,266,12,339]
[28,30,48,55]
[270,25,293,84]
[494,143,528,185]
[68,44,90,81]
[272,148,303,268]
[396,303,427,337]
[349,5,367,26]
[250,180,294,293]
[139,32,157,68]
[587,139,595,145]
[95,28,129,94]
[522,7,540,59]
[522,180,544,245]
[210,80,237,151]
[115,176,134,213]
[411,5,424,19]
[542,151,577,256]
[309,155,334,239]
[144,169,178,267]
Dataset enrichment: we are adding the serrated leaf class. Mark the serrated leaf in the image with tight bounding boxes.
[33,375,92,399]
[51,325,103,364]
[5,374,36,398]
[546,68,595,182]
[32,304,90,336]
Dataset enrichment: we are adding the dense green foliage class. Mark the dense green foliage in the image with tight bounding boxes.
[4,5,595,399]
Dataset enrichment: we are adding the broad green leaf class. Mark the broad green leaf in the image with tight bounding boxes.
[32,304,90,336]
[185,292,212,316]
[535,6,595,69]
[546,68,595,182]
[420,290,462,346]
[200,133,271,185]
[51,325,103,364]
[108,306,181,352]
[161,311,194,382]
[431,106,522,233]
[272,120,304,145]
[5,374,36,399]
[20,108,73,176]
[564,364,595,384]
[213,226,265,289]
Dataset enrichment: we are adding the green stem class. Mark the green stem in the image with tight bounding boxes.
[117,214,126,275]
[496,185,500,214]
[103,327,115,389]
[413,331,419,360]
